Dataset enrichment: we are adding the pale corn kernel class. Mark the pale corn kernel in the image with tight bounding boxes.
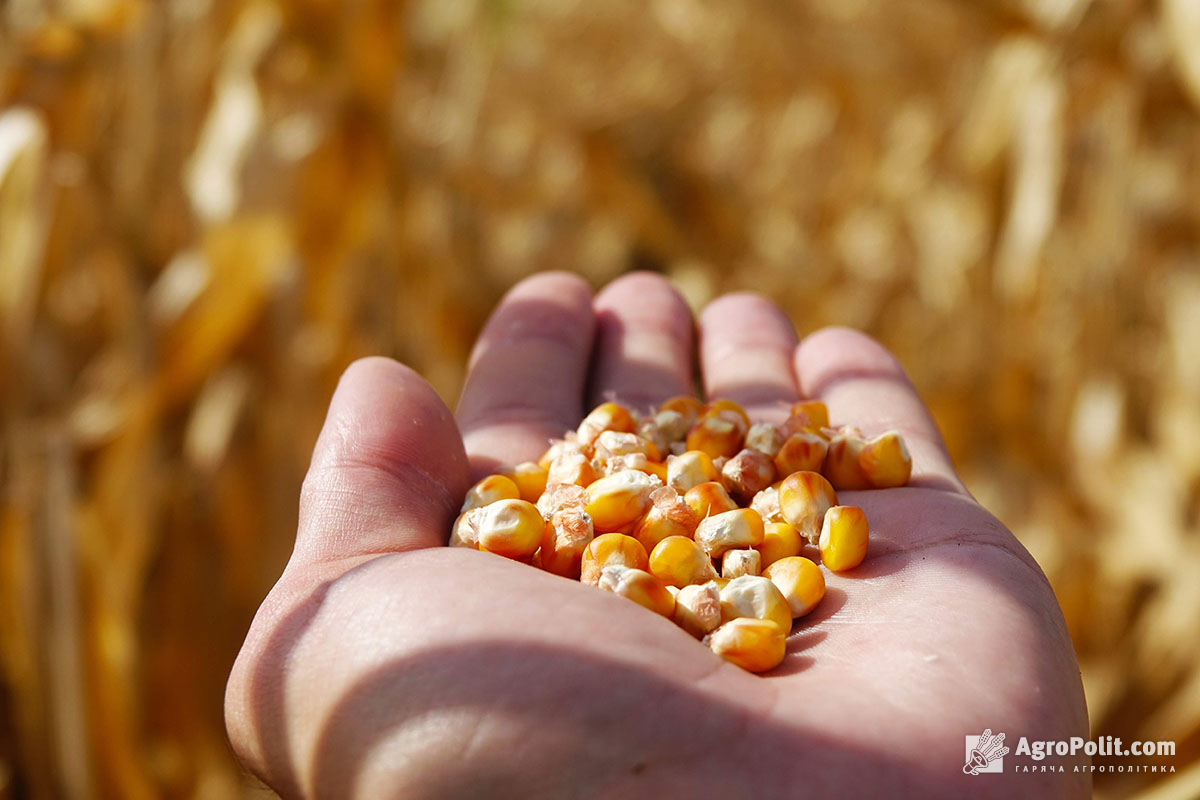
[659,395,705,429]
[599,452,651,477]
[749,485,783,523]
[719,575,792,632]
[722,549,761,579]
[476,499,544,559]
[632,486,699,552]
[694,508,766,558]
[773,431,829,476]
[537,482,588,517]
[762,556,826,618]
[596,566,676,617]
[461,474,521,511]
[585,469,659,532]
[639,410,688,455]
[683,481,738,520]
[594,430,661,463]
[858,431,912,489]
[755,521,804,569]
[705,617,787,672]
[547,451,600,488]
[667,450,719,493]
[504,461,548,503]
[577,401,636,446]
[540,508,595,578]
[819,505,869,572]
[648,535,719,588]
[685,414,743,459]
[823,433,869,490]
[777,471,838,542]
[672,582,722,638]
[580,533,649,585]
[720,448,776,503]
[745,422,786,458]
[705,399,751,433]
[538,438,585,470]
[449,510,480,548]
[789,400,830,430]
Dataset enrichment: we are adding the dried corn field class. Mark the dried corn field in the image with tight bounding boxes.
[2,0,1200,797]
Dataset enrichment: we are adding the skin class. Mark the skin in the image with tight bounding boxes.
[225,272,1090,799]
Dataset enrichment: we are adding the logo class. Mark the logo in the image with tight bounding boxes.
[964,729,1009,774]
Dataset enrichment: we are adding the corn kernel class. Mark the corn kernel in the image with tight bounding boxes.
[719,575,792,632]
[762,556,826,618]
[536,482,588,517]
[547,451,600,488]
[596,566,676,617]
[540,508,595,578]
[755,521,804,569]
[667,450,719,493]
[648,535,719,588]
[789,400,829,430]
[705,399,751,433]
[777,471,838,541]
[659,395,705,429]
[449,510,480,548]
[577,401,636,446]
[503,461,548,503]
[672,582,722,638]
[819,505,869,572]
[822,432,870,490]
[722,549,761,579]
[585,469,658,532]
[685,414,744,459]
[632,486,699,551]
[475,499,544,560]
[720,448,776,503]
[580,533,649,585]
[773,431,829,476]
[858,431,912,489]
[694,508,766,558]
[538,438,585,470]
[594,430,662,463]
[640,409,690,453]
[683,481,738,520]
[749,485,782,523]
[461,474,521,512]
[745,422,786,458]
[706,617,787,672]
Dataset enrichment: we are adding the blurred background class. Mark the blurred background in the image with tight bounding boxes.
[1,0,1198,797]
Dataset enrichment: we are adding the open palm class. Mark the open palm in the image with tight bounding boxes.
[226,272,1089,799]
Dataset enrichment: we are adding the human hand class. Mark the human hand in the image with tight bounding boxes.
[225,272,1089,798]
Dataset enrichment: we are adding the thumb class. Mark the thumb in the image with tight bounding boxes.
[293,357,470,565]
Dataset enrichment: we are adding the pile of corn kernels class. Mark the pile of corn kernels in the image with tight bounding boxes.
[449,397,912,673]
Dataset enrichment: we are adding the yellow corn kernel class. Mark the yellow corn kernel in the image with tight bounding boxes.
[822,432,870,490]
[720,448,776,503]
[580,533,649,585]
[449,510,480,548]
[705,399,751,432]
[596,566,676,617]
[538,438,585,470]
[461,474,521,512]
[755,521,804,569]
[594,430,662,463]
[745,422,786,458]
[819,505,869,572]
[540,508,595,578]
[667,450,719,493]
[584,469,658,533]
[749,485,782,523]
[577,401,636,446]
[648,535,719,588]
[694,508,766,558]
[722,549,761,579]
[777,471,838,541]
[858,431,912,489]
[773,431,830,476]
[683,481,738,520]
[475,499,544,560]
[762,556,826,618]
[719,574,792,632]
[789,400,829,431]
[706,617,787,673]
[547,451,600,488]
[536,482,588,517]
[632,486,699,551]
[685,414,744,459]
[642,459,669,483]
[659,395,706,429]
[640,409,690,454]
[672,582,722,638]
[503,461,548,503]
